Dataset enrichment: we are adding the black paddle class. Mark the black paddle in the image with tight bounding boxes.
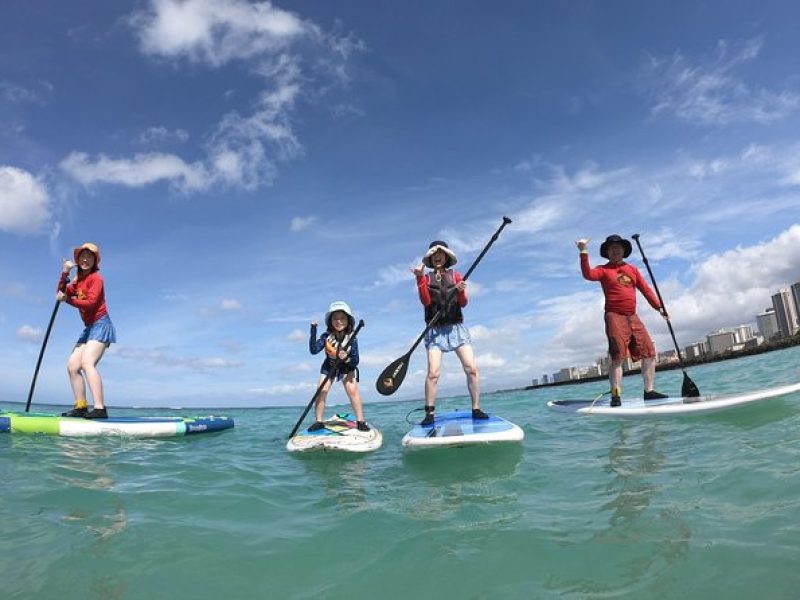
[631,233,700,398]
[288,319,365,439]
[375,216,512,396]
[25,272,71,412]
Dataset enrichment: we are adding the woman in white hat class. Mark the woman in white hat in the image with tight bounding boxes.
[307,301,369,432]
[57,242,116,419]
[411,241,487,426]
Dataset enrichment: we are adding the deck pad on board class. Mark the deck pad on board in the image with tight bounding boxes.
[546,382,800,417]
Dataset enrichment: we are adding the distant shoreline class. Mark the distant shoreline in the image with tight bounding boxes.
[522,334,800,391]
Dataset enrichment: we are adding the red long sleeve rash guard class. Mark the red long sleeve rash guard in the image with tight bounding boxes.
[580,253,661,316]
[58,271,108,326]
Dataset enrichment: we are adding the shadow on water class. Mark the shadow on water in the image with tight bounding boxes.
[402,442,524,485]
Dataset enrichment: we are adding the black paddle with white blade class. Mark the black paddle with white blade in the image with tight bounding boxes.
[375,216,512,396]
[631,233,700,398]
[288,319,365,439]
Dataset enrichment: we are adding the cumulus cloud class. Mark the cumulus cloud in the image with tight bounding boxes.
[53,0,361,193]
[16,325,43,343]
[525,224,800,380]
[0,166,51,234]
[132,0,308,66]
[644,37,800,125]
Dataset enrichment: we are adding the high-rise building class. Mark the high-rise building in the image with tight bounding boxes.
[733,324,754,344]
[791,282,800,319]
[771,288,799,338]
[756,307,780,341]
[707,330,736,354]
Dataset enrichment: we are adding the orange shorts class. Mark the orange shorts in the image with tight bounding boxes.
[604,312,655,361]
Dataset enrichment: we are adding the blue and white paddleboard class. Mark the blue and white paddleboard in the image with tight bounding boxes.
[287,413,382,453]
[402,410,524,448]
[547,382,800,418]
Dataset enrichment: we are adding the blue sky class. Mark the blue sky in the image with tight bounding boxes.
[2,1,800,408]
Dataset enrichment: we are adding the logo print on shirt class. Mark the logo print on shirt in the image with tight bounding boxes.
[616,272,634,287]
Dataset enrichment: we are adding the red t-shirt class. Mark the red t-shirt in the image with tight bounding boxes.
[580,253,661,316]
[58,271,109,326]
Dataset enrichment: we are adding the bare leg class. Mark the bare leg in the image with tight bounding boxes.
[425,348,443,409]
[314,374,332,422]
[641,357,656,392]
[609,358,623,393]
[342,372,365,422]
[80,340,109,409]
[67,345,87,404]
[454,344,480,409]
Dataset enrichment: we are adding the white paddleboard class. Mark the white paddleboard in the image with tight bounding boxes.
[402,410,524,448]
[287,413,382,453]
[546,382,800,418]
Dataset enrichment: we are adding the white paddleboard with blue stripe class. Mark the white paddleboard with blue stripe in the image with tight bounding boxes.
[547,382,800,417]
[402,410,524,448]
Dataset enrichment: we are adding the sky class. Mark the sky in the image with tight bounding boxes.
[2,0,800,408]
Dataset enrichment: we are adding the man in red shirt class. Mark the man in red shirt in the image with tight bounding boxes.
[577,234,669,406]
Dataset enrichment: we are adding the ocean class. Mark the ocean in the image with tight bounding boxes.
[2,345,800,599]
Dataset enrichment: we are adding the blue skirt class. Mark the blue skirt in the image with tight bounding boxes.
[424,323,472,352]
[77,315,117,346]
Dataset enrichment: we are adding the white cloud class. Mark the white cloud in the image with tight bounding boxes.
[60,152,209,191]
[286,328,306,342]
[526,224,800,381]
[0,79,52,105]
[139,126,189,144]
[16,325,43,343]
[220,298,243,310]
[86,0,362,193]
[249,382,314,396]
[132,0,308,66]
[115,346,243,371]
[645,37,800,125]
[290,215,316,231]
[0,166,51,235]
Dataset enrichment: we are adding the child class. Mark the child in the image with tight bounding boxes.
[57,242,116,419]
[412,240,487,425]
[577,234,669,407]
[307,301,369,432]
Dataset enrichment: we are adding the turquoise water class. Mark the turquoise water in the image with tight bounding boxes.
[3,346,800,599]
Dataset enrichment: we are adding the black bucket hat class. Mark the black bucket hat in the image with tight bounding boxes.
[599,234,632,259]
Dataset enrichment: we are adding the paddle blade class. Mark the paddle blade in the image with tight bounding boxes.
[681,371,700,398]
[376,354,410,396]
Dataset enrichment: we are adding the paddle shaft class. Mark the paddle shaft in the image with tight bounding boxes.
[25,276,70,412]
[630,234,688,363]
[287,319,365,439]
